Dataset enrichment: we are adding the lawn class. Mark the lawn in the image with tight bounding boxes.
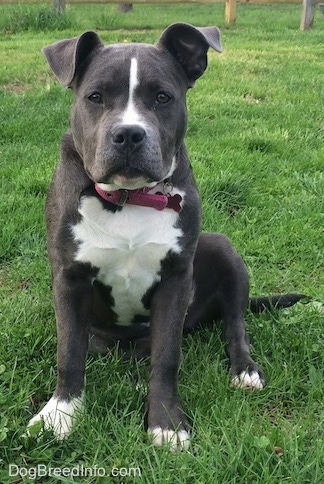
[0,3,323,483]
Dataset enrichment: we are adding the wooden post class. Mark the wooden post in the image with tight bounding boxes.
[53,0,65,13]
[300,0,316,30]
[118,3,133,11]
[225,0,236,25]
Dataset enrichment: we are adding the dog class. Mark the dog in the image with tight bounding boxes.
[27,24,304,451]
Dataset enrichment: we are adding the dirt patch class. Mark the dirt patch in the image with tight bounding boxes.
[3,83,32,93]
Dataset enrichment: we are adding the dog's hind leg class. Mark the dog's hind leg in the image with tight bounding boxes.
[185,232,265,389]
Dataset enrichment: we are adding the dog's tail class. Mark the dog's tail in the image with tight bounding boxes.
[249,294,308,313]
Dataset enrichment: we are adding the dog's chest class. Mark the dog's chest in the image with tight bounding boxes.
[72,196,183,325]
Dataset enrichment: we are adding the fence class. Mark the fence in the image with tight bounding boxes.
[225,0,319,29]
[0,0,321,29]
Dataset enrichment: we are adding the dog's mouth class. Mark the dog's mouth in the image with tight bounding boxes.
[86,159,177,192]
[93,167,157,191]
[103,176,157,191]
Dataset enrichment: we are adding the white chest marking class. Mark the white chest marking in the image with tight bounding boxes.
[121,57,146,128]
[72,196,183,325]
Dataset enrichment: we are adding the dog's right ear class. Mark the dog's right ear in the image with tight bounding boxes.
[42,31,103,87]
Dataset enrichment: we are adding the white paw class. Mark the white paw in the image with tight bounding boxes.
[148,427,190,452]
[231,370,264,390]
[27,395,83,440]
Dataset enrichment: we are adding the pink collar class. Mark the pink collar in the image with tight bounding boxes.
[94,182,183,212]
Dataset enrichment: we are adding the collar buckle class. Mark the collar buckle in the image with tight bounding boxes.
[116,189,129,206]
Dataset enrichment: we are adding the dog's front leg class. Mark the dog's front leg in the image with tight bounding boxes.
[27,267,92,439]
[147,265,192,452]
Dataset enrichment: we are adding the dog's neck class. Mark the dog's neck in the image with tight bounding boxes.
[94,181,183,212]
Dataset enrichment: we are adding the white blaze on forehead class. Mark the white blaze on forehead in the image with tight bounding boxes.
[121,57,146,127]
[129,57,138,97]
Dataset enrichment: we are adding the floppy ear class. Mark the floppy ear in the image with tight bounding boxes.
[42,31,104,87]
[157,23,222,87]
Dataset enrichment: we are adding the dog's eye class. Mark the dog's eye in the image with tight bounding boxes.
[88,93,102,104]
[156,92,171,105]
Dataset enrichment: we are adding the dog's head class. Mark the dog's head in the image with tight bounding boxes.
[43,24,222,190]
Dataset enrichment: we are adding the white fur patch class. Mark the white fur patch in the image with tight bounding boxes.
[27,395,83,440]
[164,156,177,180]
[231,371,264,390]
[72,193,183,325]
[148,427,190,452]
[121,57,147,128]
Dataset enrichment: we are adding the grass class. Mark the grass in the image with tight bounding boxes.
[0,3,323,483]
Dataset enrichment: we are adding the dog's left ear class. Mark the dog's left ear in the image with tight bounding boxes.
[157,23,222,87]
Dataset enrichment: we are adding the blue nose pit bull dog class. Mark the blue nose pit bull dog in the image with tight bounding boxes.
[27,24,305,451]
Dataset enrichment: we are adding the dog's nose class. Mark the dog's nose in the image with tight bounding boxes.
[112,125,146,150]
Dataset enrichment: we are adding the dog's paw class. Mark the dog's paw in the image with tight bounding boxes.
[231,370,264,390]
[27,395,83,440]
[148,427,190,452]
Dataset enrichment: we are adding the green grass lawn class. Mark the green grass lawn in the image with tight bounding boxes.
[0,3,323,483]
